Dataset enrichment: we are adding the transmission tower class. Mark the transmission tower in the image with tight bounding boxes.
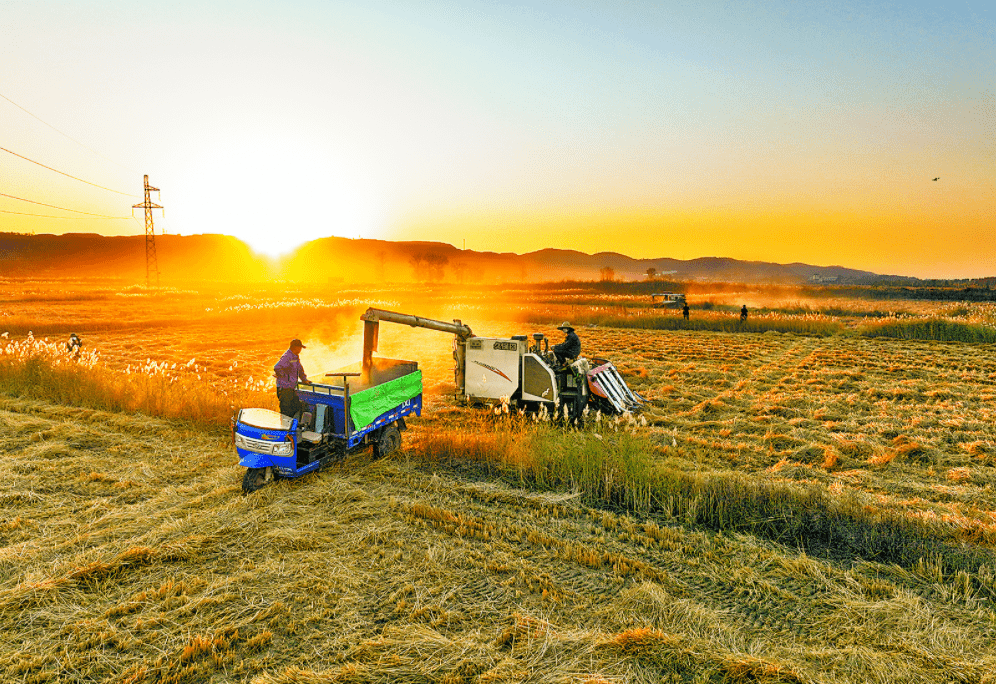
[133,175,163,287]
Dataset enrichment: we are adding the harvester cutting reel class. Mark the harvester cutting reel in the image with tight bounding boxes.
[585,357,645,415]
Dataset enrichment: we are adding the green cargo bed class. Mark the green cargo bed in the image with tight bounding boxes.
[349,369,422,429]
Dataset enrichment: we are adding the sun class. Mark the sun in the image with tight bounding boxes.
[166,136,384,258]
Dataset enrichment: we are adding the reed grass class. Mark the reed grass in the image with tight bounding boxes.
[523,311,845,337]
[413,415,996,578]
[525,308,996,343]
[0,339,269,427]
[857,318,996,343]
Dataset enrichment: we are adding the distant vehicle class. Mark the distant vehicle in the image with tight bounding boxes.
[651,293,686,309]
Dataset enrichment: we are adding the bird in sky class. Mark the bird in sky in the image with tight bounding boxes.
[933,177,940,181]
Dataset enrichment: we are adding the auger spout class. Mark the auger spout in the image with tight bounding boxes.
[360,308,474,392]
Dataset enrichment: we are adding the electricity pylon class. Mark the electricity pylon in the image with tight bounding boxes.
[133,175,163,288]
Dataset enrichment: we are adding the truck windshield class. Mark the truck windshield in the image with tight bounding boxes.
[239,408,293,431]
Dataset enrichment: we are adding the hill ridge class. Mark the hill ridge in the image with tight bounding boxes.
[1,231,892,284]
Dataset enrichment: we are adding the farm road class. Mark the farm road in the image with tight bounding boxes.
[2,397,996,683]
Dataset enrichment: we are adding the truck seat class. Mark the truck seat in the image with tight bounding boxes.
[300,431,323,444]
[297,411,322,443]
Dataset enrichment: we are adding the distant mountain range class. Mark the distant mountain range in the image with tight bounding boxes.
[0,231,899,285]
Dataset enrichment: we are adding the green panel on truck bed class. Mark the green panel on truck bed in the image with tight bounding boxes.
[350,370,422,429]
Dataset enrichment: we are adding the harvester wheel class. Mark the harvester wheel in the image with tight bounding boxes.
[373,425,401,460]
[242,467,271,494]
[569,396,585,428]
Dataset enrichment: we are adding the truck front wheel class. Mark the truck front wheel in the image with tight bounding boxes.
[242,466,272,494]
[373,425,401,459]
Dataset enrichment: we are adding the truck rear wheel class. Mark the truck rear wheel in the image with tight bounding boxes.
[242,466,271,494]
[373,425,401,459]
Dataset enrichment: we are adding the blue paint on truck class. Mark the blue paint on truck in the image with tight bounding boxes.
[234,359,422,492]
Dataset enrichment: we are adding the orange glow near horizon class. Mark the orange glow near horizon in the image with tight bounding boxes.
[5,192,991,279]
[394,189,994,279]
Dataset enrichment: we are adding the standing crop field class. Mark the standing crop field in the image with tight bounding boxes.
[2,279,995,683]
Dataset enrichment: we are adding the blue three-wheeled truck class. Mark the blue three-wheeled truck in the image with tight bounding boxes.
[234,357,422,493]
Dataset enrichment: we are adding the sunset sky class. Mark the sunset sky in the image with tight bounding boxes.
[1,0,992,278]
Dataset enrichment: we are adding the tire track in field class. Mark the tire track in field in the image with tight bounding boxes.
[678,337,821,418]
[745,338,829,419]
[387,474,663,609]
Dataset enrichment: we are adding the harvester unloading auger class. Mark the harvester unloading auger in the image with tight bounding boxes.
[360,308,643,422]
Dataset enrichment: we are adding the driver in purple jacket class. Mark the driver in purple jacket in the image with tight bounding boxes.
[274,338,309,417]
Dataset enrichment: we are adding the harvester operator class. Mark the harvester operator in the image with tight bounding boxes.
[553,322,581,365]
[274,338,309,417]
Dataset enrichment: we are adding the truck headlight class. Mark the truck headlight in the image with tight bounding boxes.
[272,441,294,456]
[234,434,247,449]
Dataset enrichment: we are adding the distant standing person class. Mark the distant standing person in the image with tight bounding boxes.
[682,303,689,320]
[66,333,83,358]
[740,305,748,322]
[274,338,309,417]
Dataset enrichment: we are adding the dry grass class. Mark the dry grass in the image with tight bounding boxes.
[5,396,995,682]
[3,279,996,682]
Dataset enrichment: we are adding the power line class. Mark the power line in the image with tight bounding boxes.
[159,214,179,235]
[0,208,128,219]
[0,89,141,175]
[0,145,138,197]
[0,191,129,218]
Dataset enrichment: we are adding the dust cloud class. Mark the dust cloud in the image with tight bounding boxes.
[291,301,535,397]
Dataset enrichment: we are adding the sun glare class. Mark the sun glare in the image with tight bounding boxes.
[168,137,385,258]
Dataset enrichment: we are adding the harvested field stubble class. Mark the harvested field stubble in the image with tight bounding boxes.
[4,398,996,683]
[3,280,996,682]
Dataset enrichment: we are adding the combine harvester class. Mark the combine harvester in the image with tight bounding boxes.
[359,308,642,419]
[233,308,641,493]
